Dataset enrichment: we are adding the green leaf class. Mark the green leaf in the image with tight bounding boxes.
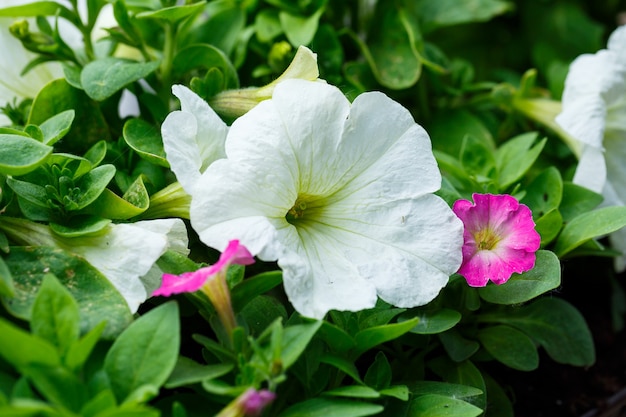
[2,246,132,339]
[407,394,482,417]
[81,59,160,101]
[554,206,626,257]
[354,317,419,356]
[477,325,539,371]
[403,308,461,334]
[559,182,603,222]
[23,364,87,412]
[460,134,496,178]
[520,167,563,218]
[323,386,380,399]
[358,4,423,89]
[438,329,480,362]
[478,250,560,304]
[165,357,233,389]
[428,359,486,410]
[136,1,206,23]
[0,317,60,370]
[277,398,384,417]
[534,209,563,246]
[39,110,75,146]
[317,322,356,354]
[0,1,79,26]
[364,352,391,390]
[280,320,323,370]
[410,381,483,400]
[500,298,595,366]
[0,135,52,176]
[104,301,180,403]
[231,270,283,312]
[415,0,514,33]
[65,321,107,371]
[319,354,363,384]
[28,79,111,155]
[30,274,80,358]
[122,119,168,168]
[173,44,238,90]
[279,8,323,46]
[49,216,112,238]
[71,164,116,210]
[0,256,15,298]
[379,385,409,400]
[495,132,546,189]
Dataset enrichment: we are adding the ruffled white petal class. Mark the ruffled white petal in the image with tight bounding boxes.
[162,85,228,193]
[66,219,188,313]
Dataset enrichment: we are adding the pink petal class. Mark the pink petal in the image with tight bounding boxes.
[453,193,540,286]
[152,267,212,296]
[153,240,255,297]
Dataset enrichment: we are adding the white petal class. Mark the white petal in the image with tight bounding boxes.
[162,85,227,193]
[68,220,181,312]
[190,159,295,260]
[573,145,606,193]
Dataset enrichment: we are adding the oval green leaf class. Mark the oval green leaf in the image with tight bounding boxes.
[81,58,160,101]
[122,118,168,167]
[0,134,52,176]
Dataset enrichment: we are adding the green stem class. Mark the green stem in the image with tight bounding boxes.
[159,22,176,104]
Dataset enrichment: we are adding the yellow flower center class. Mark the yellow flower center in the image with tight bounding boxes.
[475,227,500,251]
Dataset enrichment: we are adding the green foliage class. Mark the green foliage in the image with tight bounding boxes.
[1,0,624,415]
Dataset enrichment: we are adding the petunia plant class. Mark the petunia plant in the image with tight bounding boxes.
[0,1,625,417]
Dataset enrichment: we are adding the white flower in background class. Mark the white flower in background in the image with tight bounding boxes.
[166,79,463,319]
[161,85,228,194]
[556,25,626,271]
[0,217,189,312]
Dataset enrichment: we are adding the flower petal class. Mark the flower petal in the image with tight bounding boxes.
[69,220,183,312]
[153,268,211,296]
[161,85,228,193]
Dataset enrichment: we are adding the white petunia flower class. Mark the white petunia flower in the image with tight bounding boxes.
[0,217,189,312]
[171,79,463,319]
[556,25,626,271]
[161,85,229,194]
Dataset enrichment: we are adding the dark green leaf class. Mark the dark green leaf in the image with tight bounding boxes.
[354,317,419,356]
[478,250,560,304]
[477,325,538,371]
[277,398,383,417]
[403,308,461,334]
[122,119,168,167]
[407,394,482,417]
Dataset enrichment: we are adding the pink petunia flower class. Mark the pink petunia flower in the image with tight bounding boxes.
[153,239,254,296]
[216,388,276,417]
[452,194,541,287]
[153,239,254,337]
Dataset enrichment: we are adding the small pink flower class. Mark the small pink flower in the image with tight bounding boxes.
[153,239,254,296]
[216,388,275,417]
[452,194,541,287]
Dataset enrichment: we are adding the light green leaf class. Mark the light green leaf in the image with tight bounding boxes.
[279,8,323,46]
[0,257,15,298]
[495,132,546,189]
[559,182,603,222]
[478,250,560,304]
[554,206,626,257]
[0,318,60,370]
[0,135,52,176]
[104,301,180,403]
[404,308,461,334]
[30,274,80,358]
[520,167,563,218]
[534,209,563,246]
[136,1,206,23]
[281,320,323,370]
[72,164,116,210]
[278,398,383,417]
[408,394,482,417]
[477,325,539,371]
[81,59,160,101]
[415,0,514,33]
[39,110,75,146]
[122,119,168,168]
[323,386,380,399]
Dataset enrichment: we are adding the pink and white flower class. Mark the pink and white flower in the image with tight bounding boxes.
[452,194,541,287]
